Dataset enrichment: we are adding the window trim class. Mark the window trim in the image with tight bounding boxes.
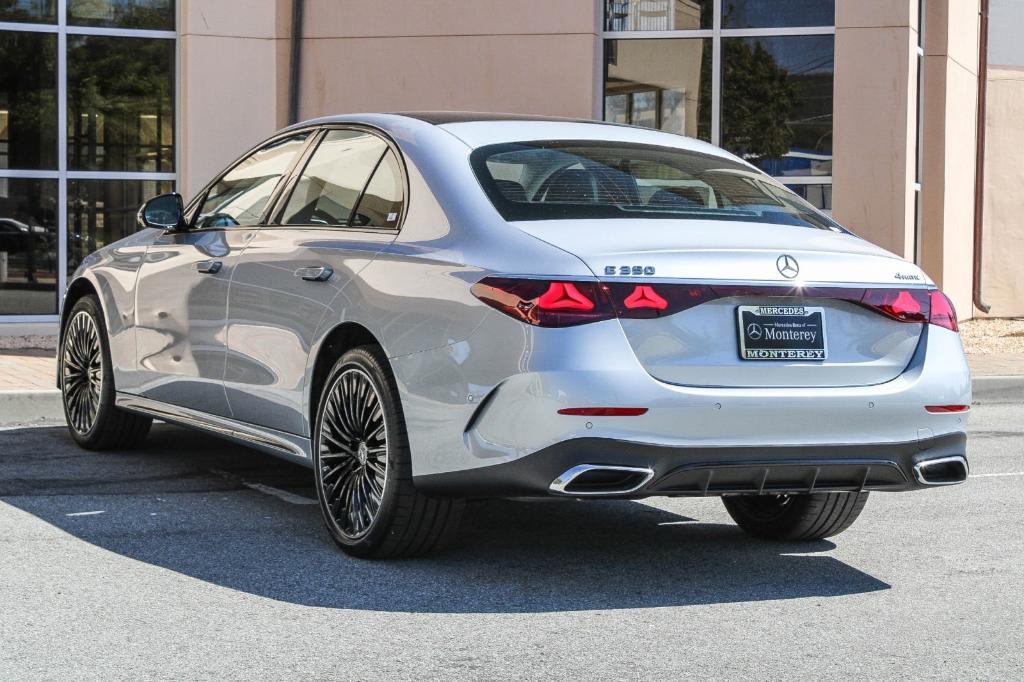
[265,123,410,235]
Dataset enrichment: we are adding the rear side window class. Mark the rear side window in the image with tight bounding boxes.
[471,140,843,231]
[350,150,405,228]
[195,133,309,228]
[280,129,402,228]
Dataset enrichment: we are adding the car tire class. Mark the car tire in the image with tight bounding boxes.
[722,491,869,541]
[60,295,152,451]
[313,345,463,558]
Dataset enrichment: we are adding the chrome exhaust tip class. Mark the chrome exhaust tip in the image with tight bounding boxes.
[914,455,969,486]
[549,464,654,496]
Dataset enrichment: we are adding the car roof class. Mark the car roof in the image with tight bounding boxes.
[284,112,742,164]
[391,111,620,126]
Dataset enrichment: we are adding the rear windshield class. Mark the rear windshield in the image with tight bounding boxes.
[470,140,843,231]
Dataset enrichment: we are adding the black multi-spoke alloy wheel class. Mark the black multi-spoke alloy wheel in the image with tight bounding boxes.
[722,491,869,541]
[60,295,151,450]
[313,346,463,558]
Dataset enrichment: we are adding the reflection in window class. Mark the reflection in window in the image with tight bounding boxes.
[282,130,389,226]
[722,0,834,29]
[0,31,58,170]
[351,150,404,228]
[604,38,711,140]
[721,35,833,176]
[786,183,832,212]
[68,0,175,30]
[605,0,713,31]
[67,179,173,277]
[0,178,58,314]
[0,0,56,23]
[196,134,309,228]
[67,35,174,172]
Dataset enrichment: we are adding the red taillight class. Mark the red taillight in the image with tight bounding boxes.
[623,285,668,311]
[929,290,959,332]
[470,277,614,327]
[473,277,960,332]
[536,282,595,311]
[860,288,929,323]
[925,405,969,413]
[557,407,649,416]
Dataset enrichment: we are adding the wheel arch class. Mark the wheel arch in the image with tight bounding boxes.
[60,277,100,337]
[306,321,384,430]
[57,277,103,388]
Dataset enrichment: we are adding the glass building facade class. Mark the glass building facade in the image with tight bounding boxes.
[0,1,175,319]
[603,0,834,210]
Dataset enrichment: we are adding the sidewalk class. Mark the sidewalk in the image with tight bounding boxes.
[0,350,57,390]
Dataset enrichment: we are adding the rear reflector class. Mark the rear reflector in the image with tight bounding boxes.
[925,405,970,413]
[557,407,649,417]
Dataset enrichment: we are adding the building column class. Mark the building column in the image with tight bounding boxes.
[832,1,920,260]
[178,0,293,199]
[920,0,980,317]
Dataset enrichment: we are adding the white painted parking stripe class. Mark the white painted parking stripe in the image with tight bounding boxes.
[970,472,1024,478]
[243,482,318,505]
[65,510,105,517]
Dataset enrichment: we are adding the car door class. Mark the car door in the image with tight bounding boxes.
[132,132,312,415]
[224,127,405,435]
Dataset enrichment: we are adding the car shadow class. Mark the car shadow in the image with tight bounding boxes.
[0,424,890,613]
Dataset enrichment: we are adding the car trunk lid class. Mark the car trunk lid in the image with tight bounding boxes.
[514,219,930,388]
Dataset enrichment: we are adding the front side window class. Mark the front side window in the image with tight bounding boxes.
[471,140,842,231]
[279,129,395,227]
[194,133,309,228]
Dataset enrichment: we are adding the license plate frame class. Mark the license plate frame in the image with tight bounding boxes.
[737,305,828,361]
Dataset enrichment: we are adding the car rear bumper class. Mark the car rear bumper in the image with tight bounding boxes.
[414,431,969,498]
[393,312,971,483]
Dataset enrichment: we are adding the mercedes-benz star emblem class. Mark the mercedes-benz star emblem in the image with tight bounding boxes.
[746,323,764,341]
[777,254,800,279]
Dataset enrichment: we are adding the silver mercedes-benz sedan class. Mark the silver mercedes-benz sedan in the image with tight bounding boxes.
[58,112,971,558]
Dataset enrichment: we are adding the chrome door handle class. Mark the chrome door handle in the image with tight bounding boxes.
[296,265,333,282]
[196,260,222,274]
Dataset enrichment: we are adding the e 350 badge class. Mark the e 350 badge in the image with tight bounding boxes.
[605,265,656,276]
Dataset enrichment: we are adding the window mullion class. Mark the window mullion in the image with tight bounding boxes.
[57,0,68,301]
[711,0,722,146]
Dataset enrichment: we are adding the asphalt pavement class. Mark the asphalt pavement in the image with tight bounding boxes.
[0,404,1021,680]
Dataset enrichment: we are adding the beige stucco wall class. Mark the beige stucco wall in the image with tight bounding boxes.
[832,1,919,260]
[174,0,1007,320]
[980,64,1024,316]
[919,0,980,318]
[294,0,600,121]
[178,0,293,199]
[178,0,600,199]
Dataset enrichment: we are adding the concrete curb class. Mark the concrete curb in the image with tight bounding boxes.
[972,376,1024,404]
[1,377,1022,427]
[0,390,63,427]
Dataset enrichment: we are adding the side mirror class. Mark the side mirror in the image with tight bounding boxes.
[138,192,187,231]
